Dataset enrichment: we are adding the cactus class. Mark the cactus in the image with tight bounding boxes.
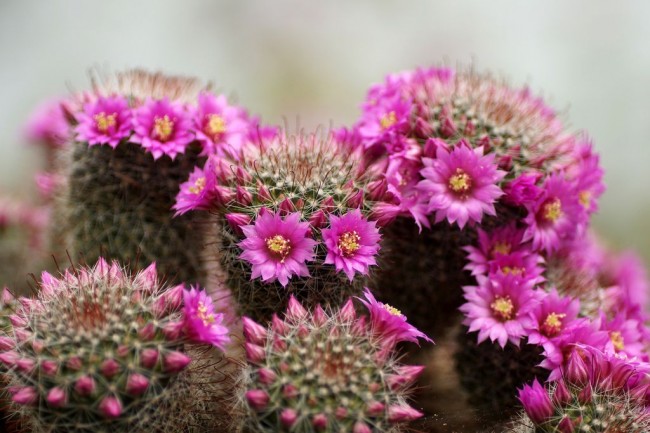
[242,293,429,433]
[0,258,238,433]
[59,69,263,286]
[184,130,384,322]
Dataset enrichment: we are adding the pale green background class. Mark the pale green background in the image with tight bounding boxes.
[1,1,648,260]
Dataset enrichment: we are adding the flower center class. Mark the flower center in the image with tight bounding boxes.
[205,114,227,139]
[501,266,524,276]
[265,235,292,263]
[197,301,215,326]
[381,303,402,316]
[610,331,625,351]
[541,312,566,337]
[490,296,515,321]
[492,241,512,256]
[189,177,206,194]
[541,198,563,223]
[448,168,472,194]
[380,111,397,129]
[579,191,591,209]
[94,112,117,133]
[153,115,175,142]
[338,231,361,257]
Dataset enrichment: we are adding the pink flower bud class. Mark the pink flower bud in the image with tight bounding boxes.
[12,387,37,405]
[126,373,150,396]
[46,387,67,407]
[100,358,120,378]
[346,190,364,208]
[242,317,267,345]
[272,336,287,351]
[41,360,58,375]
[163,284,184,312]
[518,379,553,424]
[67,356,83,371]
[366,179,388,201]
[271,314,288,335]
[245,389,269,410]
[163,351,191,373]
[257,184,272,202]
[74,376,95,396]
[0,336,14,351]
[335,407,347,419]
[321,197,335,213]
[313,304,327,326]
[558,416,575,433]
[282,384,299,399]
[285,296,307,322]
[578,385,592,404]
[14,328,32,342]
[387,404,423,422]
[134,263,158,292]
[338,299,356,322]
[225,213,251,235]
[258,367,277,385]
[566,350,589,387]
[0,350,19,367]
[31,339,44,354]
[138,323,156,340]
[353,421,372,433]
[312,413,328,430]
[162,321,184,340]
[367,401,385,416]
[553,380,571,406]
[392,365,425,387]
[9,314,26,327]
[236,186,253,206]
[99,396,123,418]
[308,210,327,228]
[16,358,35,372]
[140,348,159,368]
[280,408,298,428]
[236,166,252,183]
[245,343,266,363]
[279,198,295,214]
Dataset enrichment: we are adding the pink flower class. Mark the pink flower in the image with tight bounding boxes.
[522,173,584,253]
[599,313,647,360]
[357,288,432,346]
[322,210,381,281]
[419,145,505,229]
[173,164,217,215]
[23,97,70,148]
[183,287,230,350]
[192,92,252,157]
[459,274,539,348]
[518,379,553,424]
[74,95,133,148]
[463,224,528,276]
[503,172,543,206]
[487,251,545,285]
[238,211,317,287]
[567,141,605,216]
[131,98,193,159]
[525,288,581,347]
[357,95,412,151]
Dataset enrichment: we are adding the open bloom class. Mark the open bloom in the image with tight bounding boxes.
[322,210,381,281]
[192,92,251,157]
[464,224,528,276]
[131,98,193,159]
[357,288,432,346]
[75,95,133,148]
[522,173,583,253]
[183,287,230,350]
[23,97,70,147]
[419,145,505,228]
[174,164,217,215]
[238,211,316,287]
[460,274,539,348]
[525,288,581,347]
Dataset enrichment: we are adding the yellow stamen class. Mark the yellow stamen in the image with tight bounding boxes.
[205,114,227,138]
[380,111,397,130]
[610,331,625,351]
[541,312,566,337]
[448,168,472,193]
[542,198,562,223]
[579,191,591,209]
[501,266,524,276]
[265,235,292,263]
[153,115,174,142]
[197,301,215,326]
[492,241,512,256]
[189,177,206,194]
[338,231,361,257]
[94,112,117,132]
[490,296,514,321]
[382,304,402,316]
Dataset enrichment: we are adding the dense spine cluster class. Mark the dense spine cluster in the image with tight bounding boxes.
[243,295,428,433]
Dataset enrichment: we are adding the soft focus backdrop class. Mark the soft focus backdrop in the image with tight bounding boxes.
[1,0,649,260]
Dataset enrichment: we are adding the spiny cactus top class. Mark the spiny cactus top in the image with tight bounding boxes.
[0,258,231,433]
[347,66,604,253]
[71,69,268,160]
[243,291,430,433]
[176,130,384,320]
[517,347,650,432]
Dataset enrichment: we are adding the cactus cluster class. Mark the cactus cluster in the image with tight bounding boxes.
[0,259,236,433]
[242,295,427,433]
[181,130,385,322]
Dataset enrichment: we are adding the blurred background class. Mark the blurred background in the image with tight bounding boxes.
[1,0,649,260]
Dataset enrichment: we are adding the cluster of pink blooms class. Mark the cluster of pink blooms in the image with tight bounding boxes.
[73,91,268,160]
[342,67,604,246]
[461,224,650,382]
[238,208,380,286]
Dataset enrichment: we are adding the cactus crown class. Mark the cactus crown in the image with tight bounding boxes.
[0,258,195,433]
[243,295,424,433]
